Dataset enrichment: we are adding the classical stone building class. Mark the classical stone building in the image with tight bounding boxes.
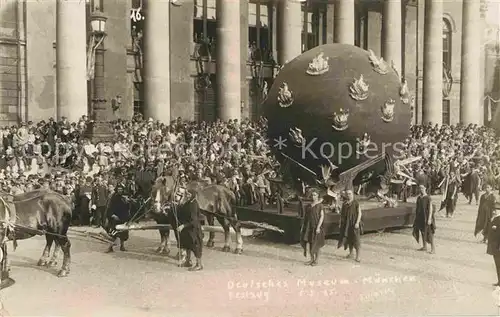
[0,0,490,126]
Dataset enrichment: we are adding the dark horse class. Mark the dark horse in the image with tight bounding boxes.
[0,189,72,277]
[150,176,243,255]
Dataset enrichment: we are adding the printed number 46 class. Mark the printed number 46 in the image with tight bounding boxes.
[130,8,143,22]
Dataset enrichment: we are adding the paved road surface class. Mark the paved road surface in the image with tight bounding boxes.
[1,195,499,317]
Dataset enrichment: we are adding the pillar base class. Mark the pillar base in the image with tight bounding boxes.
[85,121,115,143]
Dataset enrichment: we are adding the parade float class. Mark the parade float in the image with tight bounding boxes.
[236,44,419,242]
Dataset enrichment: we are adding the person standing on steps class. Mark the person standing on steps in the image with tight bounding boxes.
[300,189,325,266]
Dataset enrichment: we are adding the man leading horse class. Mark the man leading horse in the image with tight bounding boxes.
[174,186,204,271]
[150,175,242,256]
[105,183,131,253]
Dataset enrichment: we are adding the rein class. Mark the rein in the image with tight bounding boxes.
[126,196,152,225]
[169,176,182,266]
[0,190,69,205]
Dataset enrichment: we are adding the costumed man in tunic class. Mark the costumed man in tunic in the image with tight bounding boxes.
[300,189,325,266]
[105,183,131,253]
[338,189,362,262]
[468,166,482,205]
[474,183,496,243]
[412,185,436,254]
[175,186,204,271]
[444,174,459,218]
[487,207,500,286]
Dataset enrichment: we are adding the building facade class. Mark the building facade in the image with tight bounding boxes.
[0,0,490,126]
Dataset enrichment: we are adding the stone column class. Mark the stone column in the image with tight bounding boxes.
[56,0,87,122]
[334,0,355,45]
[277,0,302,65]
[382,0,402,74]
[422,0,443,125]
[216,0,241,121]
[143,0,170,123]
[460,0,482,125]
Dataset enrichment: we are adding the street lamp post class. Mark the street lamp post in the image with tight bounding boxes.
[86,9,115,142]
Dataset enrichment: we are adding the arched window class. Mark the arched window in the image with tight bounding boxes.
[442,19,452,72]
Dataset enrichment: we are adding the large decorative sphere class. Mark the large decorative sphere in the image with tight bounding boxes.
[264,44,411,185]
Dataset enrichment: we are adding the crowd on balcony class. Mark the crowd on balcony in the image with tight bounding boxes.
[0,114,497,225]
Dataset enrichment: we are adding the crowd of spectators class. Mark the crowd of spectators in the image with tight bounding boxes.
[0,114,498,225]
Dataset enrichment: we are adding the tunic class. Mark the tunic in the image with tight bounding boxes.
[475,192,496,237]
[445,181,458,214]
[412,194,436,244]
[487,215,500,256]
[177,198,204,257]
[470,171,481,196]
[338,200,363,250]
[300,202,325,255]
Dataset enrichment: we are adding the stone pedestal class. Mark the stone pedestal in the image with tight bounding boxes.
[86,47,114,142]
[86,120,114,143]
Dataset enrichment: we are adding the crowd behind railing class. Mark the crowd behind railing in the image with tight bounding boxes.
[0,113,498,226]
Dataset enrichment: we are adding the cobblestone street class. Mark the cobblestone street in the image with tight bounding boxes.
[1,196,498,317]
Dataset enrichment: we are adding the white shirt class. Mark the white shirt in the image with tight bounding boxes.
[83,144,97,156]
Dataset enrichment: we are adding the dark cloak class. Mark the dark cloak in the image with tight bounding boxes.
[412,194,436,244]
[475,192,496,237]
[300,202,326,255]
[106,193,131,241]
[462,172,472,198]
[177,197,204,257]
[338,200,363,250]
[445,181,458,213]
[487,215,500,256]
